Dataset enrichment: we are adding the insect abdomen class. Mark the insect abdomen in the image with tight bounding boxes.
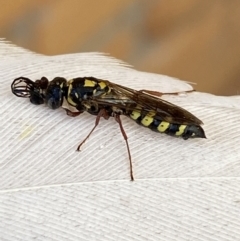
[129,110,206,139]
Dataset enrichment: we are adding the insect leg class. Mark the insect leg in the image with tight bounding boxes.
[114,114,134,181]
[62,107,83,117]
[139,89,194,97]
[77,108,108,151]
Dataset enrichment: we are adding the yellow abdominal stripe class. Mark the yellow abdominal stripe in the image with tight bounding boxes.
[141,112,155,126]
[130,108,187,135]
[175,125,187,136]
[157,121,170,132]
[130,110,141,120]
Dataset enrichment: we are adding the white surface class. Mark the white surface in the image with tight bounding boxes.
[0,40,240,240]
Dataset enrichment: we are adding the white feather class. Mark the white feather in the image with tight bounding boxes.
[0,40,239,241]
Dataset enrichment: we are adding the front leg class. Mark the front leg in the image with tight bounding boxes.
[76,108,110,151]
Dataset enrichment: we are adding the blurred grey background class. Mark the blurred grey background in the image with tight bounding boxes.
[1,0,240,95]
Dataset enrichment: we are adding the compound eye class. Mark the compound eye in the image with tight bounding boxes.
[45,77,67,109]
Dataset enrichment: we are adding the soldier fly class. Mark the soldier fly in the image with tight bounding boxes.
[11,76,206,181]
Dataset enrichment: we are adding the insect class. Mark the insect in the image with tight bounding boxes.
[11,76,206,181]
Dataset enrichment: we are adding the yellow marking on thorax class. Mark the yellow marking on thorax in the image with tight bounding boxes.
[141,112,155,126]
[84,79,96,87]
[157,121,170,132]
[68,79,74,84]
[98,81,107,89]
[130,110,141,120]
[175,125,187,136]
[67,83,77,106]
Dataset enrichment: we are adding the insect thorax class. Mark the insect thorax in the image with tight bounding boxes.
[66,77,111,113]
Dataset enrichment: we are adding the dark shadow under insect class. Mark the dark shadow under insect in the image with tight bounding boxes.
[11,76,206,181]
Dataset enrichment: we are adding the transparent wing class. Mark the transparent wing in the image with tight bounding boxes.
[91,80,203,125]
